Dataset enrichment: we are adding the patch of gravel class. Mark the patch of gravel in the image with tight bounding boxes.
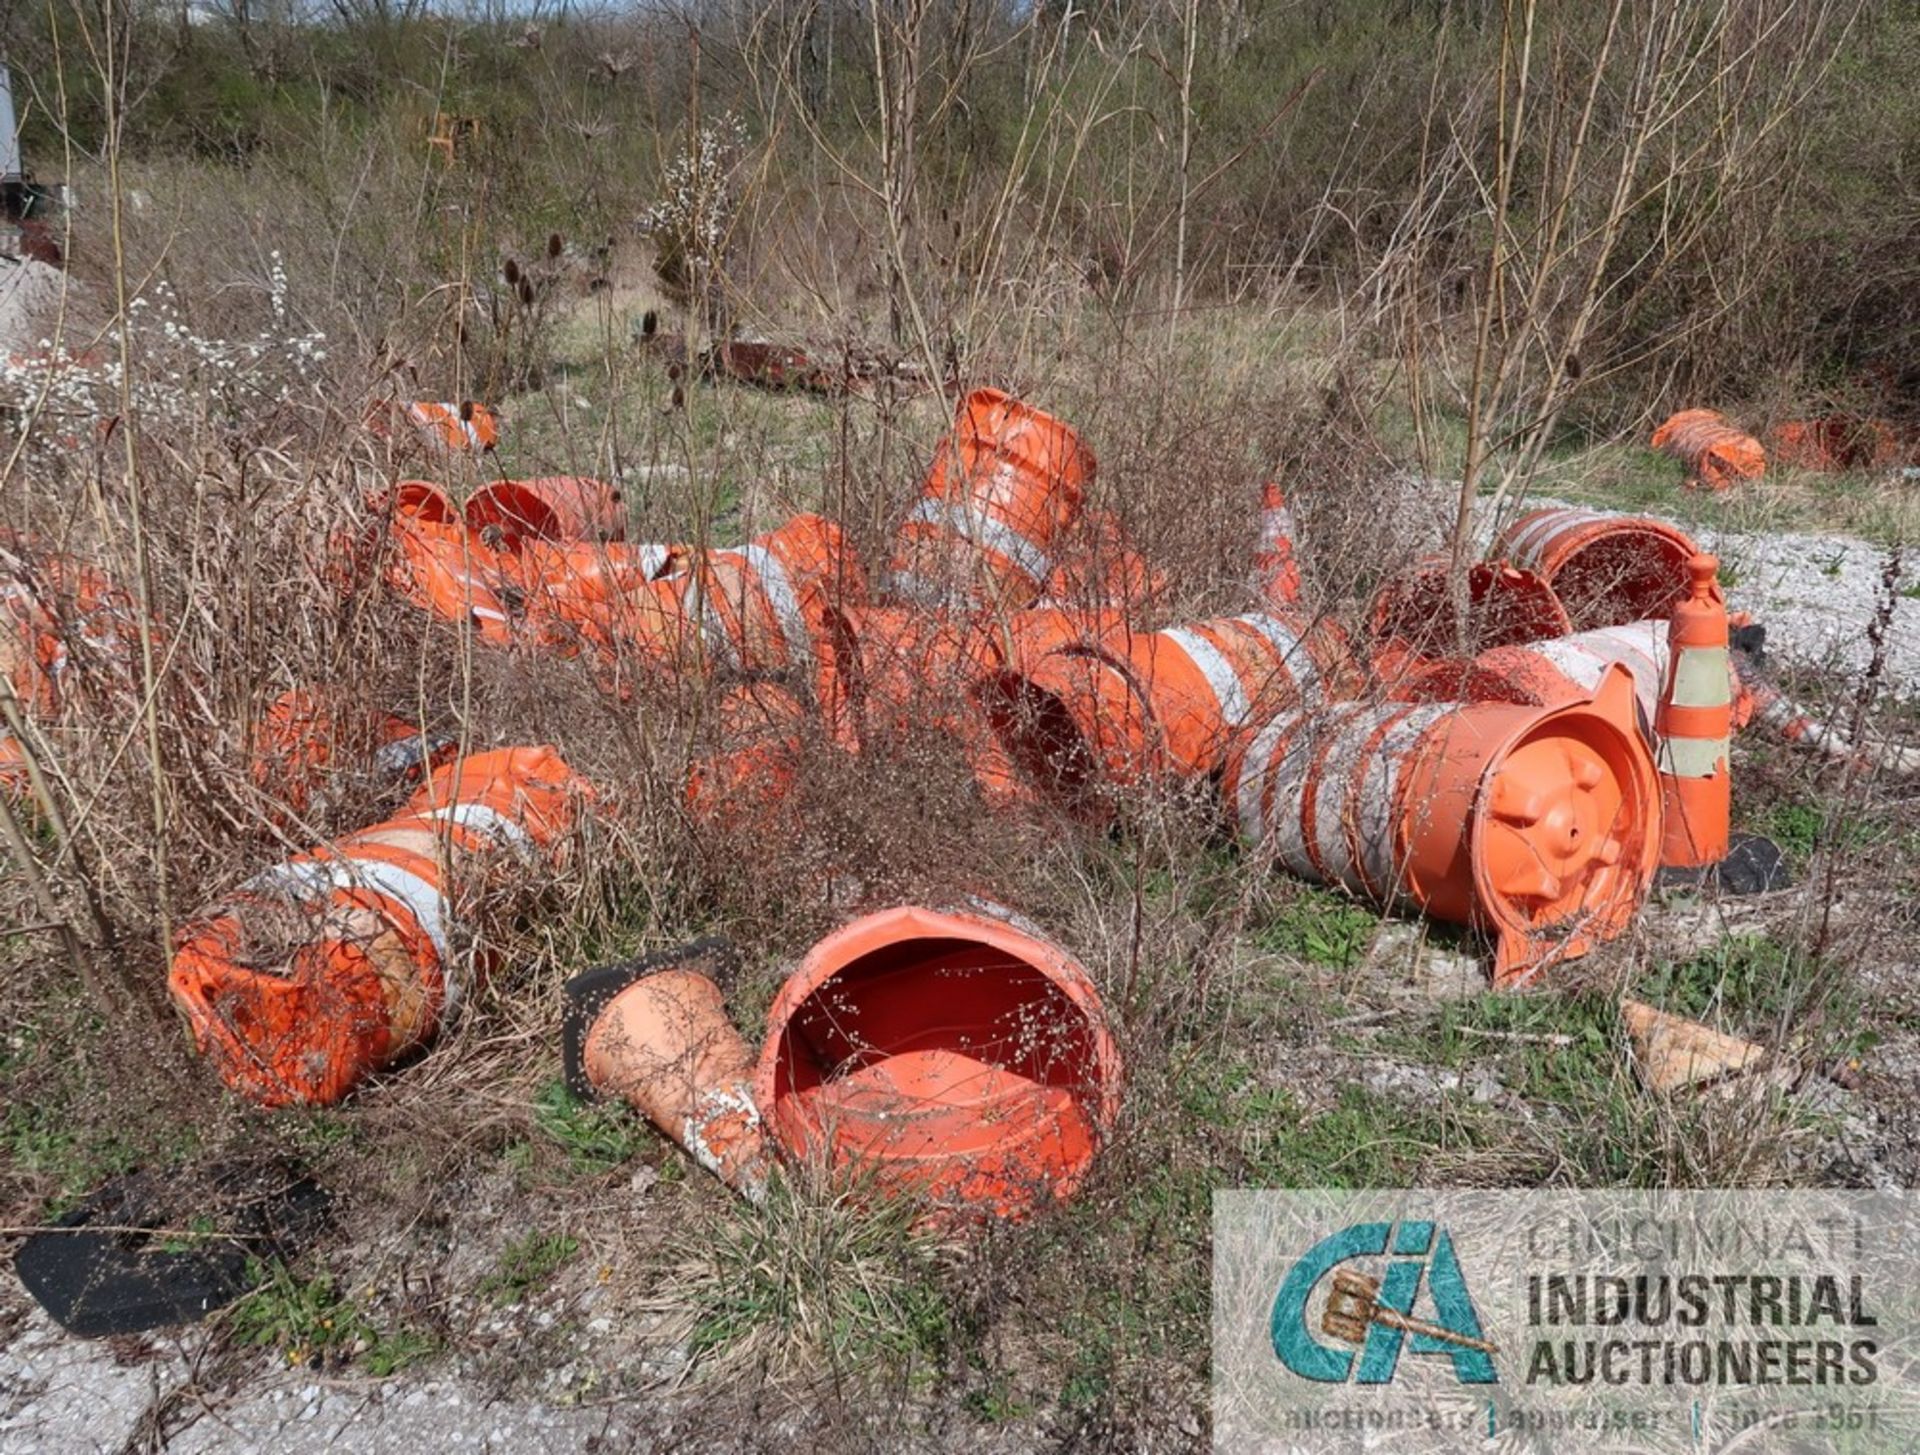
[0,258,69,355]
[0,1301,666,1454]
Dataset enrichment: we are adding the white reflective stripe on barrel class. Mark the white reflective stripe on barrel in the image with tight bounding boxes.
[1669,645,1731,709]
[1161,627,1252,727]
[1310,710,1389,893]
[1234,716,1289,844]
[1234,613,1318,696]
[886,569,955,609]
[248,857,458,1009]
[734,542,815,672]
[909,498,1052,584]
[1527,622,1668,712]
[680,576,735,665]
[426,802,536,853]
[1658,735,1729,779]
[1355,704,1452,900]
[1265,718,1323,881]
[639,543,677,580]
[1504,507,1598,568]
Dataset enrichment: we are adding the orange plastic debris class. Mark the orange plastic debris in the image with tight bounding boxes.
[1650,409,1765,491]
[1770,415,1914,473]
[889,389,1092,611]
[169,746,591,1107]
[1225,663,1661,986]
[1655,555,1732,869]
[249,687,450,819]
[1041,509,1167,616]
[406,401,499,453]
[755,903,1121,1222]
[1494,507,1703,630]
[465,476,626,549]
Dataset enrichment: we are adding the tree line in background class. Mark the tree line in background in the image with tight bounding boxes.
[2,0,1915,432]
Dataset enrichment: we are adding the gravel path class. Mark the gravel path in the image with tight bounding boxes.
[0,1301,667,1454]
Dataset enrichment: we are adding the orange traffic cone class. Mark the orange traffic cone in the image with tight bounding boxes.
[1224,664,1661,986]
[564,944,770,1198]
[1656,554,1732,870]
[888,389,1092,610]
[169,746,591,1106]
[1251,482,1302,608]
[755,903,1121,1222]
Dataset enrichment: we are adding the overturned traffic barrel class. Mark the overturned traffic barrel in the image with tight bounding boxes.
[465,476,627,550]
[1493,507,1702,631]
[755,904,1122,1222]
[1223,664,1659,986]
[169,747,591,1107]
[888,389,1092,611]
[1367,558,1571,676]
[996,611,1361,794]
[1650,409,1765,492]
[1395,620,1672,728]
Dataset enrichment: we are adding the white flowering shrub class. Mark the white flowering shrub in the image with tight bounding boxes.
[0,250,330,450]
[638,113,748,319]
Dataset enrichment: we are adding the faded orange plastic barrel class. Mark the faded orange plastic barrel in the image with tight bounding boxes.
[1224,664,1660,986]
[755,904,1121,1222]
[1494,507,1702,630]
[889,389,1093,610]
[1397,621,1672,729]
[169,746,590,1107]
[1007,611,1359,789]
[1367,558,1571,666]
[1650,409,1765,491]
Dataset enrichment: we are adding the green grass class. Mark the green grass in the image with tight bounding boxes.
[480,1231,580,1303]
[522,1078,651,1171]
[228,1262,437,1375]
[1251,886,1381,970]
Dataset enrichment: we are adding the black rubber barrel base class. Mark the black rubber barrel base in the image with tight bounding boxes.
[1654,833,1792,897]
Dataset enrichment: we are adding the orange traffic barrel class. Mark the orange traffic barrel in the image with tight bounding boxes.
[686,680,813,835]
[564,942,770,1198]
[1041,509,1167,617]
[1493,506,1703,630]
[510,539,689,658]
[465,476,626,549]
[1251,481,1303,608]
[169,746,591,1107]
[1656,555,1732,869]
[382,516,518,645]
[989,604,1134,673]
[406,401,499,453]
[1223,663,1660,986]
[754,903,1121,1222]
[888,388,1093,610]
[1650,409,1765,491]
[249,687,450,819]
[0,539,144,716]
[1396,620,1672,729]
[1367,557,1571,666]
